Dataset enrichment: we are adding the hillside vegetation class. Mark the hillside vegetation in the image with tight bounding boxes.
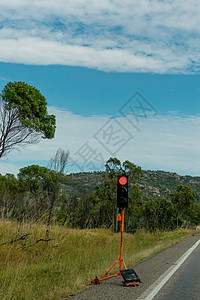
[65,170,200,202]
[0,219,197,300]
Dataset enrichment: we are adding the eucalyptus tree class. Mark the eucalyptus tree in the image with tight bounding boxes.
[92,157,143,231]
[46,148,69,234]
[0,173,24,219]
[170,185,195,228]
[0,81,56,158]
[18,165,51,218]
[18,149,69,234]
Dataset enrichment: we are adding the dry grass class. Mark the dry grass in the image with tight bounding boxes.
[0,219,197,299]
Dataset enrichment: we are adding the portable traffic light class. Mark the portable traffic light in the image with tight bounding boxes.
[117,175,128,208]
[91,174,142,286]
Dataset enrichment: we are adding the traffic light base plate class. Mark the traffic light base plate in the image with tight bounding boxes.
[122,281,140,287]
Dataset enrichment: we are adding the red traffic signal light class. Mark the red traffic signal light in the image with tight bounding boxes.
[118,176,128,185]
[117,175,128,208]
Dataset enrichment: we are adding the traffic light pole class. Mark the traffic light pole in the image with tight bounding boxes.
[100,209,127,282]
[120,208,125,271]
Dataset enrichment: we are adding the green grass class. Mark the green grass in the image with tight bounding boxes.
[0,219,198,299]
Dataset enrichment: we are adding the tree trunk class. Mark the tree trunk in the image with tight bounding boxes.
[46,192,56,238]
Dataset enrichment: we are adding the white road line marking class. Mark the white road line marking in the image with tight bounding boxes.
[137,238,200,300]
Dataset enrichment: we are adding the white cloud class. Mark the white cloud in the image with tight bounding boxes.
[1,106,200,176]
[0,0,200,73]
[0,37,177,72]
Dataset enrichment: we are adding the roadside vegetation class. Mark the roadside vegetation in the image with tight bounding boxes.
[0,157,200,234]
[0,219,198,300]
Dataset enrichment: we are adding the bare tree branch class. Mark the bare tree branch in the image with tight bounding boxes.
[22,237,54,248]
[0,101,40,158]
[0,233,30,246]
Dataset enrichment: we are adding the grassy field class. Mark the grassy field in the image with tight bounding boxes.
[0,219,198,300]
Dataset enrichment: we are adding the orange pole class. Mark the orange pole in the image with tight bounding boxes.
[99,208,127,282]
[119,209,124,271]
[101,258,120,280]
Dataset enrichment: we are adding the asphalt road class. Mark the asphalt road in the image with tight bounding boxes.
[153,238,200,300]
[66,233,200,300]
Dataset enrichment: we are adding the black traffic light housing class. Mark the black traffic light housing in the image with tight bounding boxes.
[117,175,128,208]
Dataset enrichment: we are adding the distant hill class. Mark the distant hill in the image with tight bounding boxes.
[139,170,200,202]
[65,170,200,202]
[65,172,104,194]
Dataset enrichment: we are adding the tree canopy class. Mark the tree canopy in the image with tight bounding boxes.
[0,81,56,158]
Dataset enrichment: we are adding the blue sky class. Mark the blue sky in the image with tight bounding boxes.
[0,0,200,176]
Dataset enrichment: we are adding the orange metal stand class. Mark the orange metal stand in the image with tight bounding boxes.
[100,209,127,281]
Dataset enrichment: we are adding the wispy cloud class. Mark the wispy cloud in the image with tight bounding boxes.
[0,0,200,73]
[1,107,200,176]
